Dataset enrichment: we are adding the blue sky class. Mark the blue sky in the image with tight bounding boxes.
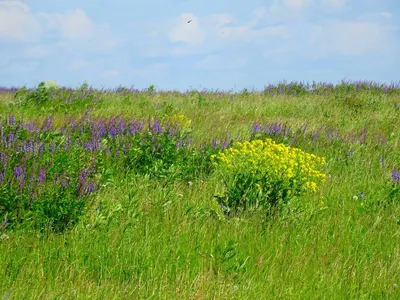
[0,0,399,91]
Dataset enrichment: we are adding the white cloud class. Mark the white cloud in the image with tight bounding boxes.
[167,10,289,56]
[0,1,41,42]
[319,0,346,12]
[0,0,29,12]
[380,12,392,19]
[56,9,95,40]
[283,0,311,10]
[0,1,118,51]
[168,13,206,45]
[40,9,95,40]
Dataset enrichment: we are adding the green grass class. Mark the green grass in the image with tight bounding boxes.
[1,87,400,299]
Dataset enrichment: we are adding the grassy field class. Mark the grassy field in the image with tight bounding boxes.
[0,82,400,299]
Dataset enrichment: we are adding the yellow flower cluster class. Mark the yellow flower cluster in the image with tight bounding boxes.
[211,139,326,193]
[169,114,192,130]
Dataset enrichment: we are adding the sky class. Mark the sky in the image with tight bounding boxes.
[0,0,399,91]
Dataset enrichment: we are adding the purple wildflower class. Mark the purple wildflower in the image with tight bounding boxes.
[8,133,14,145]
[43,117,53,131]
[37,169,46,185]
[26,122,35,132]
[84,183,95,195]
[14,165,23,179]
[392,169,400,183]
[253,122,261,133]
[212,139,217,149]
[8,115,15,126]
[153,120,163,134]
[1,153,6,171]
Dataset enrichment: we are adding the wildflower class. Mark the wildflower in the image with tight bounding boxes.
[13,165,23,179]
[392,169,400,183]
[43,80,60,89]
[37,169,46,185]
[211,138,326,210]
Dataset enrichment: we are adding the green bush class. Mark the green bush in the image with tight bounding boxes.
[211,139,326,213]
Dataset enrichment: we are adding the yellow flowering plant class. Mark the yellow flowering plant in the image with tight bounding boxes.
[211,139,326,212]
[169,114,192,132]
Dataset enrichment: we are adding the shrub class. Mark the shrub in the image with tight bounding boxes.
[211,139,326,213]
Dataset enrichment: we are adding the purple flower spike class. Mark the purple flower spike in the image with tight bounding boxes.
[37,169,46,185]
[8,115,15,125]
[253,122,261,133]
[392,169,400,183]
[212,139,218,149]
[14,165,23,179]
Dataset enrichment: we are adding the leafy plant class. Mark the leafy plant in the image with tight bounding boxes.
[211,139,326,213]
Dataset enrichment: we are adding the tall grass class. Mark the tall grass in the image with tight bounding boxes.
[0,81,399,299]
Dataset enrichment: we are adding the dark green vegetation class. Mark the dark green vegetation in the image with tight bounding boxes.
[0,81,400,299]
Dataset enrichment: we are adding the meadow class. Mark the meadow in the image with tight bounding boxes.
[0,80,399,299]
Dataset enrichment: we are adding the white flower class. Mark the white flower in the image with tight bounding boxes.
[43,80,60,89]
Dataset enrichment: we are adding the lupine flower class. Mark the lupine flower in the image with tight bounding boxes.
[8,133,14,145]
[212,139,218,149]
[1,153,6,171]
[14,165,23,179]
[84,183,95,195]
[26,122,35,132]
[109,125,117,138]
[8,115,15,126]
[37,169,46,185]
[253,122,261,133]
[392,169,400,183]
[43,117,53,131]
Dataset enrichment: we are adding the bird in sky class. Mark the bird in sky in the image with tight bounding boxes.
[187,20,192,23]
